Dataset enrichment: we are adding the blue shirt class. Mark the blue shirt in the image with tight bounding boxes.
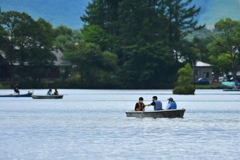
[167,102,177,109]
[151,100,162,110]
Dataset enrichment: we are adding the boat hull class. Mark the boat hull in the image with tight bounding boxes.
[32,95,63,99]
[223,89,240,91]
[125,109,186,118]
[0,92,33,97]
[222,82,240,87]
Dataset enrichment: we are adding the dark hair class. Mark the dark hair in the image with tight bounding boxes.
[152,96,157,99]
[139,97,144,100]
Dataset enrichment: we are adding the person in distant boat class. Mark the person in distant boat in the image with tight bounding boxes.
[234,80,239,89]
[47,88,52,95]
[166,97,177,110]
[13,83,20,95]
[53,89,59,95]
[135,97,145,111]
[145,96,162,110]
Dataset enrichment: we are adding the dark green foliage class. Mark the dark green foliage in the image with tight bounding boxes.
[79,0,202,88]
[119,41,178,88]
[63,42,119,88]
[173,63,195,94]
[173,85,195,94]
[1,0,205,89]
[53,25,74,51]
[0,11,56,87]
[208,18,240,82]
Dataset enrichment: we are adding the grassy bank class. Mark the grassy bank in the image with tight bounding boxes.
[194,83,230,89]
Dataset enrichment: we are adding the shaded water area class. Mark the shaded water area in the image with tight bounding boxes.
[0,89,239,160]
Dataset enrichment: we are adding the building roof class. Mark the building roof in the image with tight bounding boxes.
[195,61,213,67]
[53,50,72,66]
[0,49,72,66]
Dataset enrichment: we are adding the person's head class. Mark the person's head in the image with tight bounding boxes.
[139,97,144,103]
[55,89,58,91]
[49,88,52,91]
[152,96,157,101]
[168,97,174,102]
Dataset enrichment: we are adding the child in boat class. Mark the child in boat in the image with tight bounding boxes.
[135,97,145,111]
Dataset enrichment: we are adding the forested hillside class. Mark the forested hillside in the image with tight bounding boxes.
[0,0,239,29]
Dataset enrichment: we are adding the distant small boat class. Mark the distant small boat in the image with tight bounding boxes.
[223,89,240,91]
[32,95,64,99]
[221,81,240,87]
[222,82,240,91]
[125,109,186,118]
[0,92,33,97]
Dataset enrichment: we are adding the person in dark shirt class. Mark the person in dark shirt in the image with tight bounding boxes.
[13,83,20,95]
[145,96,162,110]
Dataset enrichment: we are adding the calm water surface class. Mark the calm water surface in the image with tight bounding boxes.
[0,89,239,160]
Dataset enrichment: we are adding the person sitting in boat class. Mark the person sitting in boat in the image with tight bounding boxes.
[13,83,20,95]
[135,97,145,111]
[145,96,162,110]
[234,80,239,89]
[53,89,59,95]
[47,88,52,95]
[166,97,177,110]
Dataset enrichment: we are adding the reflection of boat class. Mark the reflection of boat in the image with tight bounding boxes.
[125,109,186,118]
[0,92,33,97]
[32,95,63,99]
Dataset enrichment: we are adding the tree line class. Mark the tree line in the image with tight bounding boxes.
[0,0,239,89]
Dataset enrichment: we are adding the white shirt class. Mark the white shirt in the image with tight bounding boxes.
[166,103,171,110]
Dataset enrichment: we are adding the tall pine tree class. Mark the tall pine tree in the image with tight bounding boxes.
[81,0,202,88]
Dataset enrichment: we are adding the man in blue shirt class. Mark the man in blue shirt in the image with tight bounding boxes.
[146,96,162,110]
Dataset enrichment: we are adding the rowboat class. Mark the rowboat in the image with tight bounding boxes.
[0,92,33,97]
[223,89,240,91]
[125,108,186,118]
[32,95,64,99]
[221,81,240,87]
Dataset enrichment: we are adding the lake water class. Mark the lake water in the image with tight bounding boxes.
[0,89,239,160]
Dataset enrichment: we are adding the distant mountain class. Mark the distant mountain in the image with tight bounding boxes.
[194,0,240,28]
[0,0,239,29]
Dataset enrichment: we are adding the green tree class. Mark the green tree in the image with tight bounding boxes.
[53,25,74,51]
[164,0,204,61]
[81,25,111,51]
[81,0,202,88]
[63,42,118,88]
[208,18,240,82]
[0,11,56,87]
[0,11,35,85]
[119,41,177,88]
[24,18,56,86]
[173,63,195,94]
